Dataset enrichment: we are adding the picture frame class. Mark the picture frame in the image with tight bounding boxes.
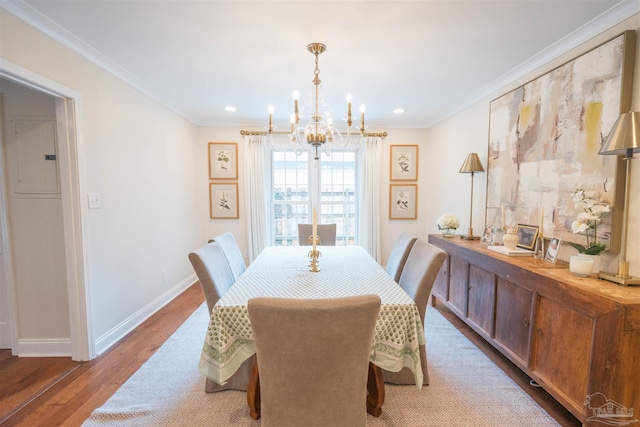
[390,145,419,181]
[485,31,635,254]
[481,225,496,244]
[516,224,539,251]
[209,142,238,180]
[210,182,239,219]
[389,184,417,220]
[545,237,562,264]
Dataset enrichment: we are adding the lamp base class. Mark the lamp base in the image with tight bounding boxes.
[460,235,480,240]
[598,271,640,286]
[460,226,480,240]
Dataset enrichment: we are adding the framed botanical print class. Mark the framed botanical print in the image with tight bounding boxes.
[208,142,238,180]
[390,145,419,181]
[389,184,417,220]
[210,182,239,219]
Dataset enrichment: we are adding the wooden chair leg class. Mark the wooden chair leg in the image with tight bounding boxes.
[247,357,261,420]
[366,362,385,417]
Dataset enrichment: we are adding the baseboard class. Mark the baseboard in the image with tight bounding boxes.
[94,273,197,356]
[16,338,72,357]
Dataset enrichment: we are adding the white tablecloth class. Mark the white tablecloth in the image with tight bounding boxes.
[198,245,425,388]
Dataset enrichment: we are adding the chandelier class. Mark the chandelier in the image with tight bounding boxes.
[241,42,386,160]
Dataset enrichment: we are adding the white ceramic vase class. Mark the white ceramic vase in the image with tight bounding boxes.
[503,229,519,250]
[569,255,594,277]
[584,254,601,274]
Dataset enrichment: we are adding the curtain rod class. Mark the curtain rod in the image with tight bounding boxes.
[239,130,388,138]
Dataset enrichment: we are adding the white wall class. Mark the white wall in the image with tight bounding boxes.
[199,126,430,266]
[1,9,204,355]
[425,15,640,276]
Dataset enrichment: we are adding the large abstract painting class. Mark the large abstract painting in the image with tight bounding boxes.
[486,31,635,252]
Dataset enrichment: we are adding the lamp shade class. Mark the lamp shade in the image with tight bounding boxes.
[459,152,485,173]
[600,111,640,156]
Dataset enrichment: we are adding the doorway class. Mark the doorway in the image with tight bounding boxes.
[0,65,91,361]
[0,79,70,354]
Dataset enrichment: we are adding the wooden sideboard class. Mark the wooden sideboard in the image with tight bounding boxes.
[428,234,640,426]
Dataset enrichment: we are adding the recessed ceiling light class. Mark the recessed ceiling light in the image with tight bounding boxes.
[393,108,405,114]
[225,106,237,112]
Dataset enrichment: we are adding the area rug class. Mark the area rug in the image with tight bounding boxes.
[82,303,559,426]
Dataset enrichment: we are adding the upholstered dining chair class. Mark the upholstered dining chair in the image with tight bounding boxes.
[383,239,447,386]
[188,241,253,392]
[209,232,246,281]
[298,223,337,246]
[386,232,418,283]
[247,295,381,427]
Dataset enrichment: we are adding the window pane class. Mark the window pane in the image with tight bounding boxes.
[271,149,357,246]
[273,202,308,246]
[319,151,357,246]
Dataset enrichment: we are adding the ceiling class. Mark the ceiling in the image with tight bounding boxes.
[3,1,638,129]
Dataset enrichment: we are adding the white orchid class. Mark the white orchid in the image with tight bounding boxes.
[568,189,610,255]
[437,213,460,230]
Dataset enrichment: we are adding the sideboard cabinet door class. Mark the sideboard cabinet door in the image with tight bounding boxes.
[531,296,592,415]
[432,254,449,301]
[448,255,468,317]
[467,265,495,336]
[494,277,534,366]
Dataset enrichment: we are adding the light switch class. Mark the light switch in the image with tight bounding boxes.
[88,193,101,209]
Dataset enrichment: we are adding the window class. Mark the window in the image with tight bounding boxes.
[271,150,357,246]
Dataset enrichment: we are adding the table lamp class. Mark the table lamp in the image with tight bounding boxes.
[459,153,485,240]
[598,111,640,286]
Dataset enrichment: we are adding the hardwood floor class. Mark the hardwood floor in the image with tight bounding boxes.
[0,351,81,423]
[1,283,205,427]
[0,283,579,426]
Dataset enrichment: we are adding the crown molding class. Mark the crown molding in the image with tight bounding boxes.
[427,0,640,127]
[1,0,195,123]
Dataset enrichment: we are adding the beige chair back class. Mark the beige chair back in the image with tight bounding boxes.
[398,239,447,323]
[188,241,235,314]
[386,232,418,282]
[384,239,446,386]
[298,223,337,246]
[189,241,252,392]
[210,232,246,281]
[248,295,380,427]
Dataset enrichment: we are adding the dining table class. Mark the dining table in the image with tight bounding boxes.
[198,245,425,417]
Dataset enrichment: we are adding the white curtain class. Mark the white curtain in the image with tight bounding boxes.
[358,136,381,262]
[243,135,269,261]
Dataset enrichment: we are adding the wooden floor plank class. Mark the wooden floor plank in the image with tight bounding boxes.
[2,283,205,427]
[2,283,579,426]
[0,351,81,423]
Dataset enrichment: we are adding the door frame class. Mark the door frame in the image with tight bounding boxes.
[0,59,93,360]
